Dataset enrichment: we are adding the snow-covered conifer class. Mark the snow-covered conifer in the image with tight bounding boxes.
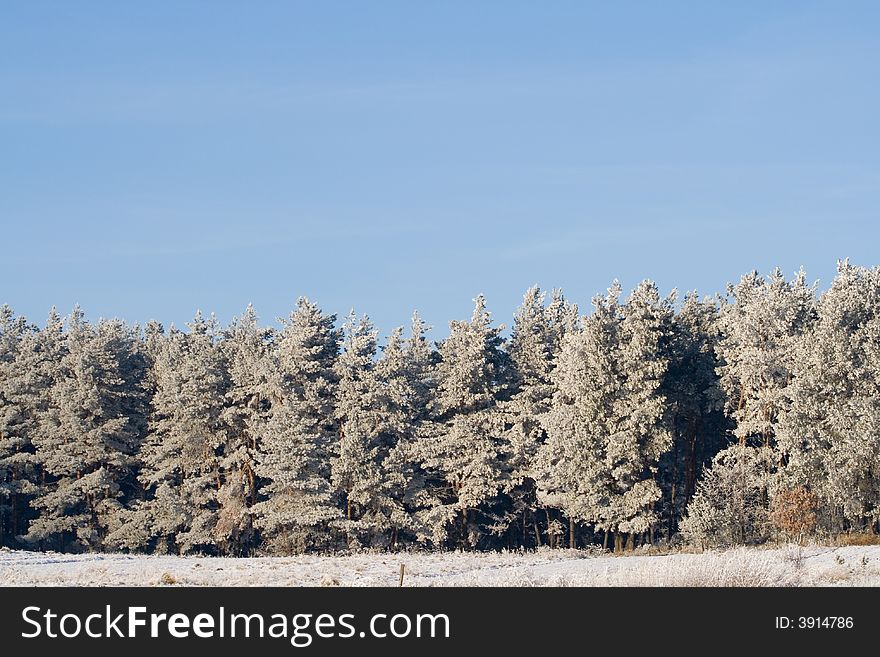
[109,313,228,553]
[537,285,619,548]
[0,306,40,545]
[417,296,509,548]
[539,281,673,550]
[253,298,341,554]
[501,287,577,547]
[679,443,775,548]
[716,268,817,447]
[217,305,273,554]
[777,261,880,533]
[25,310,146,550]
[376,312,437,547]
[601,280,674,547]
[4,310,68,547]
[331,311,384,546]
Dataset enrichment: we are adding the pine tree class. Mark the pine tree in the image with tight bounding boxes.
[538,285,619,548]
[2,309,67,547]
[140,320,166,391]
[777,261,880,533]
[679,443,775,548]
[377,312,437,548]
[603,280,674,548]
[716,268,817,448]
[0,306,40,545]
[539,281,673,550]
[109,313,228,553]
[331,311,384,547]
[253,298,341,554]
[417,296,509,548]
[25,310,146,551]
[500,287,577,547]
[217,305,272,554]
[704,269,818,546]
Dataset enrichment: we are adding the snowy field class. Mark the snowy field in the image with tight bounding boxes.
[2,545,879,587]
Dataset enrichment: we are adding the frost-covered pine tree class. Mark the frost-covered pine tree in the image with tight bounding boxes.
[777,261,880,533]
[699,269,818,545]
[217,305,273,554]
[1,309,67,546]
[25,309,147,551]
[538,281,673,550]
[330,311,436,549]
[253,298,341,554]
[376,312,437,548]
[0,306,40,545]
[716,268,817,448]
[417,295,509,548]
[500,287,577,547]
[603,280,674,548]
[537,285,619,548]
[140,320,166,392]
[679,442,775,548]
[109,313,228,554]
[331,311,384,547]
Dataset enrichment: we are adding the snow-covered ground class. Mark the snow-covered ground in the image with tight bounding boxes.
[1,545,878,586]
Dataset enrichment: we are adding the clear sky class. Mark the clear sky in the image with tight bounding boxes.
[2,1,878,339]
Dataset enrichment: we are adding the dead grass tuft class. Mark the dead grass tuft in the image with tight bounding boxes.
[835,533,880,547]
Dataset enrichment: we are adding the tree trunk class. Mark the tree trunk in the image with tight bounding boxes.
[11,492,18,541]
[603,529,609,550]
[461,509,469,549]
[569,518,576,549]
[684,417,699,504]
[245,464,256,504]
[533,521,542,547]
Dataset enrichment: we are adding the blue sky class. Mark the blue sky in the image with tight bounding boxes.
[2,1,879,339]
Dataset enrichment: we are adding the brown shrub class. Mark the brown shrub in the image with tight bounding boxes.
[770,487,818,541]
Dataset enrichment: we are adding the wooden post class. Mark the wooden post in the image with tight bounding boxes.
[398,563,405,587]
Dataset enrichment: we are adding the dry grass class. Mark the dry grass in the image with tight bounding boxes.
[835,532,880,547]
[159,572,178,585]
[320,574,341,586]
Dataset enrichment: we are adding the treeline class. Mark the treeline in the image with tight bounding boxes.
[1,261,879,555]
